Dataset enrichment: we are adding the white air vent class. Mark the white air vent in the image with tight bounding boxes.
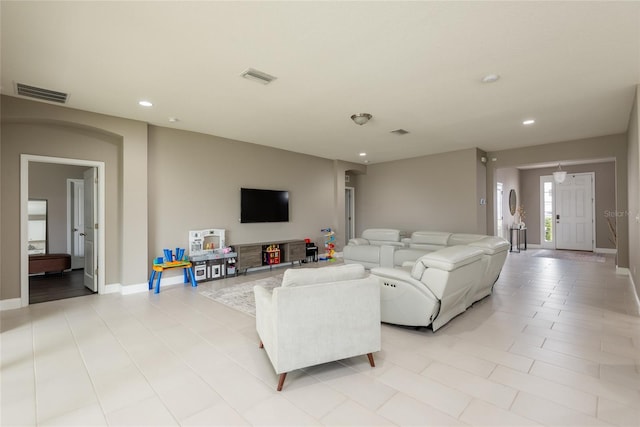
[16,83,68,103]
[390,129,409,135]
[240,68,277,85]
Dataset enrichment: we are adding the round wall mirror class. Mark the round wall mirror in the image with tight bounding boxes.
[509,189,517,215]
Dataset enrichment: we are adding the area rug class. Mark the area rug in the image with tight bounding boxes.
[199,274,283,317]
[531,249,606,263]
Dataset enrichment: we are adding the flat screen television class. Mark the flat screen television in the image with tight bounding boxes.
[241,188,289,223]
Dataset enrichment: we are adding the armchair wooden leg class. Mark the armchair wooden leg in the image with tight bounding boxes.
[367,353,376,367]
[277,373,287,391]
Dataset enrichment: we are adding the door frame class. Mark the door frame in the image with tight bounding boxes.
[345,186,356,243]
[20,154,106,307]
[495,182,504,238]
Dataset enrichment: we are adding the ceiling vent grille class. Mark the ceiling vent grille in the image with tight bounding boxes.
[390,129,409,135]
[240,68,277,85]
[16,83,68,103]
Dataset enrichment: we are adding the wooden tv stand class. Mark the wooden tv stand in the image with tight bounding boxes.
[234,239,306,274]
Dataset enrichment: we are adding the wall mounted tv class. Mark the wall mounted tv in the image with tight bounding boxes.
[240,188,289,223]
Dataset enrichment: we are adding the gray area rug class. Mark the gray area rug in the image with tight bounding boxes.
[532,249,606,263]
[199,274,283,317]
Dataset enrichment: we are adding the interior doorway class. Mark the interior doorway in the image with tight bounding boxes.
[345,187,355,243]
[20,155,106,307]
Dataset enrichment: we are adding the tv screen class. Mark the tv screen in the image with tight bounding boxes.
[241,188,289,223]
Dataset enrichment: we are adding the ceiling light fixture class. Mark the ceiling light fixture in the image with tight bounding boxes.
[482,74,500,83]
[553,163,567,184]
[139,100,153,107]
[351,113,372,125]
[522,119,535,125]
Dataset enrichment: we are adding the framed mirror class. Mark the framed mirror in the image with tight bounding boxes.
[508,189,517,216]
[28,199,48,255]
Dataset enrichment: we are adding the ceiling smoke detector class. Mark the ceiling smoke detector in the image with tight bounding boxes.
[390,129,409,135]
[16,82,68,103]
[351,113,372,125]
[240,68,277,85]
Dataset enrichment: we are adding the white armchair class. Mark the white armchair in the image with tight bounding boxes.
[254,264,381,391]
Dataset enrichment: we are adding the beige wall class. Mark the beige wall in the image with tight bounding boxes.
[29,163,89,253]
[1,95,148,300]
[487,133,629,267]
[519,162,616,248]
[147,126,356,270]
[354,148,483,234]
[627,86,639,297]
[495,167,520,237]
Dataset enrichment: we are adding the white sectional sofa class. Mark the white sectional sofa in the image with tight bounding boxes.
[342,228,405,268]
[344,229,509,329]
[371,245,484,330]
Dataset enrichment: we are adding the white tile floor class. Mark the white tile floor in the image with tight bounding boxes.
[2,251,640,426]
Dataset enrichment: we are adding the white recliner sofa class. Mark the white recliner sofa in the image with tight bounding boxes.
[254,264,381,391]
[371,245,484,331]
[343,228,405,268]
[397,232,510,307]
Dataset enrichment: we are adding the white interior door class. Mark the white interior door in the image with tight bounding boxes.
[69,179,85,269]
[83,168,98,291]
[556,173,595,251]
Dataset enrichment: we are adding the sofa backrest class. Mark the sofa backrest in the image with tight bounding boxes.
[409,231,452,251]
[361,229,403,246]
[281,263,366,287]
[447,233,487,246]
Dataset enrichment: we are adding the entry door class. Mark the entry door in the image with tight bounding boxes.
[83,168,98,291]
[556,173,594,251]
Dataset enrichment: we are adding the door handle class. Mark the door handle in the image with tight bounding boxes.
[80,232,86,236]
[556,214,560,224]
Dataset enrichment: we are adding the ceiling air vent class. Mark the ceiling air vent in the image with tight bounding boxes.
[16,83,68,103]
[390,129,409,135]
[240,68,277,85]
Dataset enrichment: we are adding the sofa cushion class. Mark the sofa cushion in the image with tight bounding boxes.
[409,231,451,250]
[361,229,402,246]
[281,264,366,287]
[419,246,484,272]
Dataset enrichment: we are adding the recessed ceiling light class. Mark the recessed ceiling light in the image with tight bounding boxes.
[138,100,153,107]
[359,152,367,157]
[522,119,535,125]
[482,74,500,83]
[168,117,179,123]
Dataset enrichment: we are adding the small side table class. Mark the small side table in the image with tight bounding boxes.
[149,261,197,294]
[509,227,527,253]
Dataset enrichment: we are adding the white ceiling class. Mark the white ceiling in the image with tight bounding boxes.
[2,1,639,165]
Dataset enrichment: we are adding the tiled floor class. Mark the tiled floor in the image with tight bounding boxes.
[2,250,639,426]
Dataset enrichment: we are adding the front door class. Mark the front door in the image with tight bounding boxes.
[83,168,98,291]
[556,173,594,251]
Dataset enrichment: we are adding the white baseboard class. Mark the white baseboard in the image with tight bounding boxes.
[0,298,22,311]
[121,282,151,295]
[595,248,617,254]
[104,283,121,294]
[616,267,630,276]
[524,244,541,249]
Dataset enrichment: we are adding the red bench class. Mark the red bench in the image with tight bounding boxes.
[29,253,71,274]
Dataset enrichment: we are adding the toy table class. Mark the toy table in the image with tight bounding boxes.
[149,261,197,294]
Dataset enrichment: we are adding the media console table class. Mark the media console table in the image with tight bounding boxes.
[234,239,306,274]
